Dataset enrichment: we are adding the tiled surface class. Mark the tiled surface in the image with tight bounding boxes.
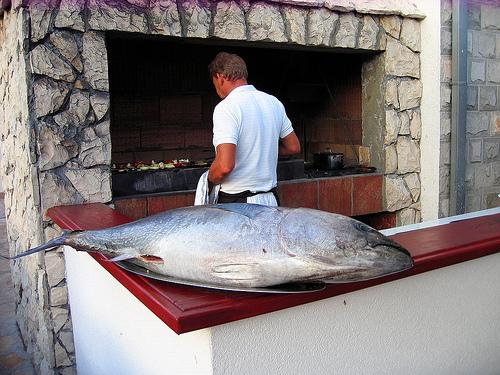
[147,193,195,215]
[0,199,36,375]
[352,174,383,216]
[114,198,147,220]
[318,177,352,215]
[278,181,318,208]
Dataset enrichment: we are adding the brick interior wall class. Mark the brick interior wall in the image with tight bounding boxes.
[108,36,367,166]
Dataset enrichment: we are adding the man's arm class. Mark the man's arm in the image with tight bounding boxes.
[208,143,236,185]
[279,131,301,155]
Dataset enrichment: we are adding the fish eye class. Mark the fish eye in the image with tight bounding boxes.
[353,222,376,233]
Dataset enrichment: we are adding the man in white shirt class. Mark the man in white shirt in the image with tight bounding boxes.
[207,52,301,206]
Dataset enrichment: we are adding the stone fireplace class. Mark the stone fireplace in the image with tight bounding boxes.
[0,0,424,373]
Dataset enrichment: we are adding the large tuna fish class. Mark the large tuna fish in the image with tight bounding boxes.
[2,204,413,288]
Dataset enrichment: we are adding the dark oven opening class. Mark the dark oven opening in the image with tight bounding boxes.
[107,33,374,197]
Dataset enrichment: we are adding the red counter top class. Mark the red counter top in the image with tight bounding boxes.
[47,203,500,334]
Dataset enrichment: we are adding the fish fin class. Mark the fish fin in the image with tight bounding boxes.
[0,236,67,260]
[214,203,276,220]
[138,255,164,264]
[108,254,137,263]
[212,263,261,281]
[108,253,165,264]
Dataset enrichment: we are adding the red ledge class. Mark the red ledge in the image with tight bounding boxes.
[47,204,500,334]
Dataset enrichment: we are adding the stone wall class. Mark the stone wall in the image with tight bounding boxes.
[0,8,60,375]
[466,2,500,211]
[440,1,500,217]
[1,1,424,373]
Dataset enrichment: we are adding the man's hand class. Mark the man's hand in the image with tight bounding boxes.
[279,131,301,156]
[208,143,236,185]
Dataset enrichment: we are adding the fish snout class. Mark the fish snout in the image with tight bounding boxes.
[369,237,414,271]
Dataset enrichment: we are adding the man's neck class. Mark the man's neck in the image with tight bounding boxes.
[224,79,247,97]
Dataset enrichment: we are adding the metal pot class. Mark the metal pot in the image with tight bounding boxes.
[313,152,344,170]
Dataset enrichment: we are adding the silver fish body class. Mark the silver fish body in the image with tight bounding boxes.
[62,203,413,288]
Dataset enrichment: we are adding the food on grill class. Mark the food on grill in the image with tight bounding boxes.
[112,158,210,172]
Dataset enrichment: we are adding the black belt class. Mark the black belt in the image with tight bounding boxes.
[218,187,280,205]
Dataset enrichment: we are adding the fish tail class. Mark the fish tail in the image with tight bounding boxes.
[0,235,68,260]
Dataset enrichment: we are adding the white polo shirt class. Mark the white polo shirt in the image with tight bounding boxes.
[213,85,293,194]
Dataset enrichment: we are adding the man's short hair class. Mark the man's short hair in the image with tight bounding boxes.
[208,52,248,81]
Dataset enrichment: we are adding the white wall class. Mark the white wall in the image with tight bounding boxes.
[211,253,500,374]
[419,0,442,221]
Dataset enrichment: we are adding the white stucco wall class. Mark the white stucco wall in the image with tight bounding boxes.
[419,0,442,221]
[66,209,500,375]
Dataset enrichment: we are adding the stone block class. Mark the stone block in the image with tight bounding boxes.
[30,2,57,42]
[486,191,500,209]
[247,3,286,42]
[474,164,494,188]
[65,167,112,203]
[396,136,420,173]
[409,110,421,140]
[398,79,422,110]
[50,307,69,333]
[467,86,478,110]
[82,32,109,91]
[53,90,90,128]
[399,110,410,135]
[385,78,399,108]
[465,192,481,212]
[403,172,420,202]
[497,35,500,58]
[37,123,78,171]
[50,286,68,307]
[465,166,474,190]
[397,207,416,226]
[385,37,420,78]
[55,0,86,32]
[31,44,76,83]
[212,1,246,40]
[468,138,483,162]
[88,0,148,33]
[384,109,400,145]
[385,144,397,174]
[439,196,450,218]
[90,92,110,121]
[334,13,360,49]
[479,86,498,110]
[485,138,500,161]
[385,175,412,212]
[440,83,451,111]
[49,30,83,72]
[468,5,481,31]
[470,59,485,84]
[33,78,71,118]
[358,15,379,50]
[441,55,451,83]
[440,112,451,140]
[475,33,496,58]
[283,6,307,45]
[307,8,338,47]
[44,252,65,288]
[149,0,182,37]
[400,18,420,52]
[380,15,401,39]
[441,0,452,27]
[467,111,490,135]
[468,30,474,55]
[491,112,500,135]
[486,60,500,84]
[440,140,450,166]
[441,28,452,55]
[439,164,450,196]
[481,5,500,31]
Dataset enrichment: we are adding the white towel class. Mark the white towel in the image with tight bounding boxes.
[194,171,220,205]
[247,192,278,206]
